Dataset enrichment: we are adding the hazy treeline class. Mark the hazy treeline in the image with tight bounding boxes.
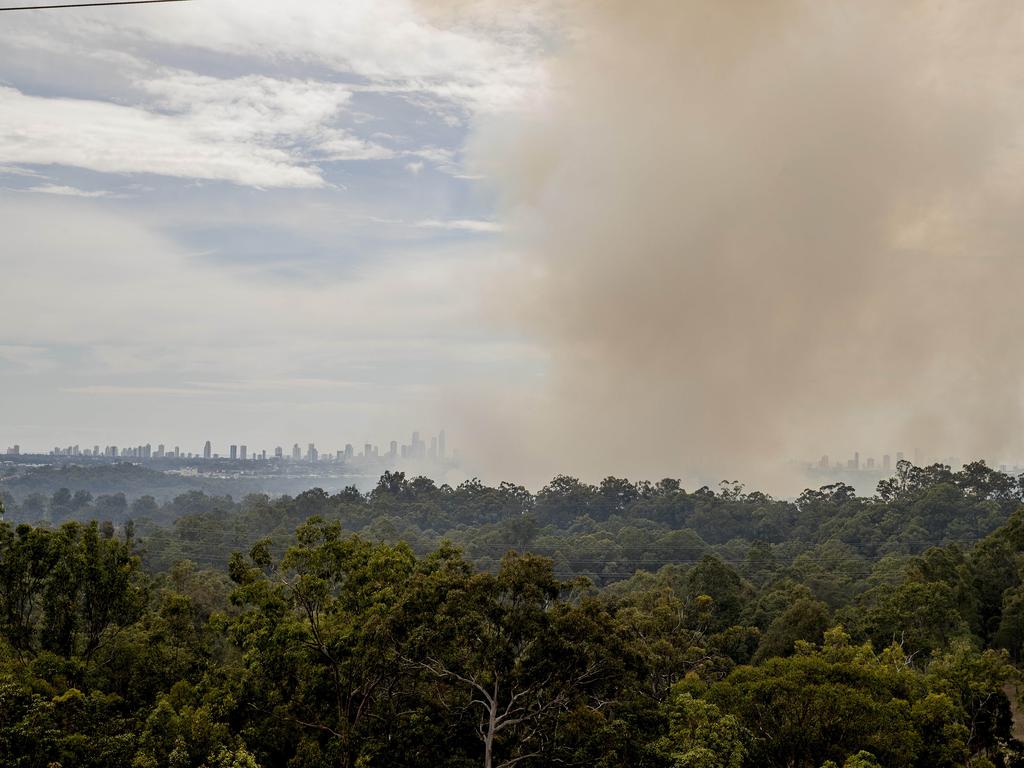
[4,460,1024,766]
[4,459,1022,593]
[0,462,350,507]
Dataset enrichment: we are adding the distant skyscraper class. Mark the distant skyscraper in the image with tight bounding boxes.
[410,431,426,460]
[882,454,891,471]
[230,445,238,460]
[438,430,446,460]
[307,443,318,462]
[240,445,247,461]
[389,440,397,459]
[203,441,212,459]
[344,443,354,460]
[275,446,283,458]
[364,443,373,458]
[293,443,301,461]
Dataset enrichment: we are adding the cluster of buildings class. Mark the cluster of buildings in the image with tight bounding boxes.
[814,452,904,473]
[208,429,449,465]
[5,430,452,467]
[6,443,186,459]
[811,451,1024,477]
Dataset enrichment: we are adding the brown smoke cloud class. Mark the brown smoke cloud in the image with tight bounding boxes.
[439,1,1024,491]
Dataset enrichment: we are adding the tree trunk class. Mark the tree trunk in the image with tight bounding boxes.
[484,686,498,768]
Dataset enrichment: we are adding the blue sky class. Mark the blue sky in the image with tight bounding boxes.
[0,0,551,457]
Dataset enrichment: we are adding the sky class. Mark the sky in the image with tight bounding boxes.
[0,0,550,461]
[4,0,1024,493]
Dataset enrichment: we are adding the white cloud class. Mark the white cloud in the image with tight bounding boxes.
[133,0,548,114]
[27,184,110,198]
[142,72,392,162]
[0,0,549,115]
[0,165,46,178]
[0,74,392,187]
[416,218,503,233]
[407,147,457,164]
[402,146,471,176]
[0,1,550,190]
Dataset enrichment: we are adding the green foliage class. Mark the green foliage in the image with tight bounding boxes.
[1,464,1024,766]
[753,597,830,662]
[653,690,749,767]
[708,627,978,768]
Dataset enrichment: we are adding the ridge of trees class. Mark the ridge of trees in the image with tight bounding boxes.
[2,460,1024,766]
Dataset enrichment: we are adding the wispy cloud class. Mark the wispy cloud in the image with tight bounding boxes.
[416,218,503,233]
[27,184,110,198]
[0,165,46,178]
[0,74,393,188]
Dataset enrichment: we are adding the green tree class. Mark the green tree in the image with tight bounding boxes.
[226,518,417,768]
[403,553,605,768]
[653,689,749,768]
[708,627,964,768]
[753,598,829,662]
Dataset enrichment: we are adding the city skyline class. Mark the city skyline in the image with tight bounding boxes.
[4,428,453,464]
[806,450,1024,478]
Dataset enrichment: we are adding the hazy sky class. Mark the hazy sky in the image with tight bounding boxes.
[5,1,1024,491]
[0,0,549,457]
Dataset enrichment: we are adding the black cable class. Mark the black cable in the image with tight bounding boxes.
[0,0,189,10]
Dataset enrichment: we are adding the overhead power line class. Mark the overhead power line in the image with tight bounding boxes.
[0,0,189,10]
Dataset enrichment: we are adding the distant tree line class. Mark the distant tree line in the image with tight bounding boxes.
[5,459,1021,593]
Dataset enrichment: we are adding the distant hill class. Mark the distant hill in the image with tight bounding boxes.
[0,461,380,504]
[0,462,257,502]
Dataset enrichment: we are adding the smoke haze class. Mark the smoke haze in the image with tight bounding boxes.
[441,0,1024,491]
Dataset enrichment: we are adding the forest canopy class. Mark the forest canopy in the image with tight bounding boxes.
[2,460,1024,767]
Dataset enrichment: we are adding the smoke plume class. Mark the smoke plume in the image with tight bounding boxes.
[445,1,1024,491]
